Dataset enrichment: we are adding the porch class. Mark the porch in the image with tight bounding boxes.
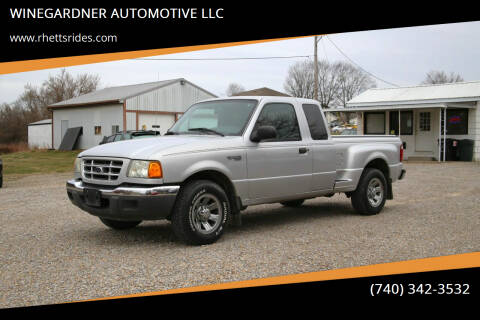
[325,103,476,161]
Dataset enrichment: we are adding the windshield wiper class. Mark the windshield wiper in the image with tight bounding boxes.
[188,128,224,136]
[164,130,177,135]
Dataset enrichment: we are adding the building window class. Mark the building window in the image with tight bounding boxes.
[94,126,102,135]
[442,108,469,135]
[389,111,413,135]
[364,112,385,134]
[419,112,431,131]
[112,125,119,134]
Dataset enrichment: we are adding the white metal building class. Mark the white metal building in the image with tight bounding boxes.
[325,81,480,161]
[27,119,52,149]
[48,78,216,150]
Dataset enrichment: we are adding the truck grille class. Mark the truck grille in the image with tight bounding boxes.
[83,159,123,181]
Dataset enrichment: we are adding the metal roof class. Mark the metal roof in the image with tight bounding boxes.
[27,119,52,126]
[233,87,290,97]
[48,78,203,108]
[347,81,480,107]
[324,104,448,112]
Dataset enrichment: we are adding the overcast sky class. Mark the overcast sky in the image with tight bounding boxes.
[1,21,480,104]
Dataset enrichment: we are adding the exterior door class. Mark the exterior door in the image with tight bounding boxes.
[415,111,433,152]
[247,103,312,200]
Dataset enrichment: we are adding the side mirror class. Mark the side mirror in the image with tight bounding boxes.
[250,125,277,142]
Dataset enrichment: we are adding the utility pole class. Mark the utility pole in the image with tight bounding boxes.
[314,36,321,102]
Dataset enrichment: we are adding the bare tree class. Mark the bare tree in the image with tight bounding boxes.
[284,59,340,108]
[335,62,376,107]
[226,83,246,96]
[421,70,464,84]
[0,69,100,144]
[283,60,315,99]
[284,59,375,110]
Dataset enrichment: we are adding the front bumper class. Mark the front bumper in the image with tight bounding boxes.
[66,179,180,221]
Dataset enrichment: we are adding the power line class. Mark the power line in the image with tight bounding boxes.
[134,55,312,61]
[325,35,399,87]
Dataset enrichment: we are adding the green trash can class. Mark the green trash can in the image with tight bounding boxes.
[458,139,474,161]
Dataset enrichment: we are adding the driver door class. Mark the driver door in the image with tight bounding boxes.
[247,102,312,200]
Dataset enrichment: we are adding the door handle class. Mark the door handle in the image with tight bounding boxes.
[299,147,309,154]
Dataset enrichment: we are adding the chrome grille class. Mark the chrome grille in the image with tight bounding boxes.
[83,159,123,181]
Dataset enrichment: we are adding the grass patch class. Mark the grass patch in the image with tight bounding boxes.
[0,142,30,154]
[1,149,81,175]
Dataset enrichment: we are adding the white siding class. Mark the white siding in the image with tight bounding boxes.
[28,124,52,149]
[52,103,123,149]
[138,113,175,134]
[125,81,214,112]
[126,112,136,131]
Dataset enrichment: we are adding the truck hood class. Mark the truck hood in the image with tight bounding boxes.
[79,135,244,159]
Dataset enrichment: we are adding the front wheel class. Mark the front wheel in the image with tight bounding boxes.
[351,168,387,215]
[99,218,141,230]
[171,180,230,245]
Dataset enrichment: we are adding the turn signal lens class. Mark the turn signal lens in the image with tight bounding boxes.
[400,145,404,162]
[148,161,162,179]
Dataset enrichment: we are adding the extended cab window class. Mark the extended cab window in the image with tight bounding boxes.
[302,104,328,140]
[254,103,301,141]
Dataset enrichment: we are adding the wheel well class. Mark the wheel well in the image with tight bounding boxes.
[182,170,240,213]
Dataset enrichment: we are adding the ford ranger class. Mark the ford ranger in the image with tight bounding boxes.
[66,96,406,245]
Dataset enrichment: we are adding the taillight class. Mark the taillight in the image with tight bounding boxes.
[400,145,404,162]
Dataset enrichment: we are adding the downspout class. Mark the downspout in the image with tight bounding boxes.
[443,107,447,162]
[122,100,126,131]
[51,109,54,150]
[438,107,441,162]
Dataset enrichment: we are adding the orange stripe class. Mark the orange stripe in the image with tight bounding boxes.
[0,35,316,74]
[75,251,480,303]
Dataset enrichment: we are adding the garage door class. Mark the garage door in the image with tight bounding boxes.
[138,113,175,135]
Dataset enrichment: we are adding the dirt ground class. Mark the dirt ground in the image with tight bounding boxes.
[0,162,479,308]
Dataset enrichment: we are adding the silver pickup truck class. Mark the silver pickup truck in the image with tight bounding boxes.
[67,96,405,245]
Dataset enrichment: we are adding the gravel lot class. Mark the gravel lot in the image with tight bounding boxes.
[1,162,479,308]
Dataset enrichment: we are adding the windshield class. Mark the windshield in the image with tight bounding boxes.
[168,99,258,136]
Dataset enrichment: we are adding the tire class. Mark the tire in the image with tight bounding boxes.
[171,180,230,245]
[351,168,387,216]
[99,218,141,230]
[280,199,305,207]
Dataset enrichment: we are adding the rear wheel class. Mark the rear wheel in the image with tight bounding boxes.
[280,199,305,207]
[99,218,141,230]
[171,180,230,245]
[351,168,387,215]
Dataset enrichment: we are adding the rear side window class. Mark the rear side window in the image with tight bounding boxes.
[254,103,301,141]
[302,104,328,140]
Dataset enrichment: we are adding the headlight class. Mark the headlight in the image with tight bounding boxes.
[128,160,162,179]
[74,158,82,173]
